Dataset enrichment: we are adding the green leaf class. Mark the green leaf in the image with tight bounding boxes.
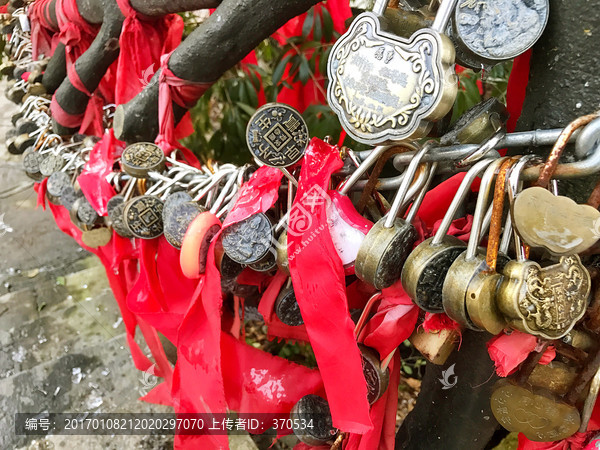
[313,9,323,41]
[302,8,315,38]
[236,102,256,117]
[298,57,311,84]
[272,54,292,86]
[322,7,334,41]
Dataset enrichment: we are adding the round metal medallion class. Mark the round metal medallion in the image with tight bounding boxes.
[22,148,43,176]
[274,287,304,326]
[290,395,337,446]
[163,191,194,222]
[39,154,65,177]
[81,227,112,248]
[454,0,549,64]
[246,103,309,168]
[123,195,164,239]
[222,213,273,265]
[76,197,100,226]
[121,142,166,178]
[359,344,389,405]
[107,196,133,238]
[163,201,203,249]
[249,249,277,272]
[46,171,71,198]
[60,185,82,211]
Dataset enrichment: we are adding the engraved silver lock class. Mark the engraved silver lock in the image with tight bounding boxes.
[327,0,459,145]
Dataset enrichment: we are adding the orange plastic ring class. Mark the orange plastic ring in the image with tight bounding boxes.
[180,211,221,279]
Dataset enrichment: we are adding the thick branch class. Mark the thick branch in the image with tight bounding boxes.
[114,0,321,143]
[51,0,123,135]
[129,0,221,16]
[48,0,228,135]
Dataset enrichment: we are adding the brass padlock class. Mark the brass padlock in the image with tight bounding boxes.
[512,114,600,256]
[491,345,600,442]
[402,157,495,312]
[463,157,519,335]
[497,157,591,340]
[442,157,507,329]
[355,144,436,289]
[327,0,458,145]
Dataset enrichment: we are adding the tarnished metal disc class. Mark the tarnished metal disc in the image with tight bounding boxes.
[123,195,164,239]
[81,227,112,248]
[46,171,71,198]
[246,103,309,168]
[163,201,203,249]
[22,148,43,178]
[76,197,100,226]
[355,219,418,290]
[249,250,277,272]
[274,287,304,327]
[215,250,244,280]
[222,213,273,265]
[454,0,549,64]
[290,395,337,446]
[121,142,166,178]
[359,344,390,405]
[490,379,580,442]
[60,185,82,211]
[162,191,194,222]
[107,196,133,238]
[39,154,65,177]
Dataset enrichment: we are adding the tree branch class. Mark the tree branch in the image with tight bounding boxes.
[114,0,321,143]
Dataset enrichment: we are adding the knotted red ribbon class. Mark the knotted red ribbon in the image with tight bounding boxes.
[114,0,184,105]
[155,52,209,165]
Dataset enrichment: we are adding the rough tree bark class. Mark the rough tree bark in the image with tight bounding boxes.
[50,0,223,135]
[396,2,600,449]
[113,0,321,143]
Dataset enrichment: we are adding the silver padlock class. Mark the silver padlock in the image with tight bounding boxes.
[327,0,459,145]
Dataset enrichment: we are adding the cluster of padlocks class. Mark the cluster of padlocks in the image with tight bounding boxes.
[4,0,600,446]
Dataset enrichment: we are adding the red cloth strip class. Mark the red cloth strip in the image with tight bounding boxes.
[50,93,85,128]
[288,138,372,434]
[155,52,208,162]
[67,64,93,96]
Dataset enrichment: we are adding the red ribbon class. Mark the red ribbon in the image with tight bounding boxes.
[155,52,210,164]
[114,0,184,105]
[173,167,283,448]
[288,137,372,434]
[77,130,123,215]
[29,0,59,60]
[487,331,556,377]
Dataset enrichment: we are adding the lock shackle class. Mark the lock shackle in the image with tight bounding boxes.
[465,157,507,260]
[399,163,432,214]
[432,0,459,33]
[405,162,438,224]
[507,155,542,261]
[339,144,395,195]
[431,157,496,246]
[486,158,519,271]
[384,142,432,228]
[534,112,600,188]
[372,0,389,16]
